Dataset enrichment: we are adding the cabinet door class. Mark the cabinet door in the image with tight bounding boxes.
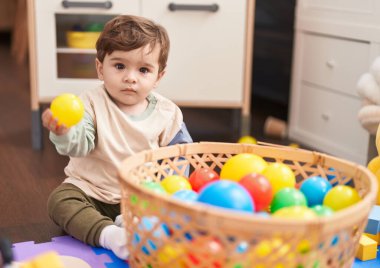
[34,0,140,100]
[141,0,246,107]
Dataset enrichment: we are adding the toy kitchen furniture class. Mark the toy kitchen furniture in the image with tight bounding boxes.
[27,0,255,150]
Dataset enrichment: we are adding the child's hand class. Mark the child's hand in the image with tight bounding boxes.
[42,108,70,136]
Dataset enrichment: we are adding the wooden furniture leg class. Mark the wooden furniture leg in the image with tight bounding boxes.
[32,107,43,150]
[11,0,28,64]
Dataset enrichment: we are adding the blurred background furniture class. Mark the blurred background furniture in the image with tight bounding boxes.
[0,0,28,64]
[288,0,380,165]
[11,0,28,64]
[0,0,17,31]
[27,0,255,150]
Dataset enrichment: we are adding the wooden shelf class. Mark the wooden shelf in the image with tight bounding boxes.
[56,47,96,54]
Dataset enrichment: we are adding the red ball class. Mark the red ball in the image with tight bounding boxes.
[186,236,225,268]
[239,173,273,212]
[189,168,220,192]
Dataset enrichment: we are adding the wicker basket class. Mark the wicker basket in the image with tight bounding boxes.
[118,142,378,268]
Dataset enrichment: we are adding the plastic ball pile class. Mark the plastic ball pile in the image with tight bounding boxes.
[133,153,362,266]
[141,153,361,219]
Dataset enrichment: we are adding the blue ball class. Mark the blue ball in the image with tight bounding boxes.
[173,189,198,202]
[236,241,249,253]
[300,176,332,207]
[197,180,255,212]
[255,211,271,218]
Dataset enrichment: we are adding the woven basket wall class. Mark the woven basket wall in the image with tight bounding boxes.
[118,142,378,268]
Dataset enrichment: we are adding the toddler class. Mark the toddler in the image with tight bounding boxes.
[41,15,192,259]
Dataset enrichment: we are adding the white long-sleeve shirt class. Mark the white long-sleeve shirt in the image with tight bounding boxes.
[50,85,192,204]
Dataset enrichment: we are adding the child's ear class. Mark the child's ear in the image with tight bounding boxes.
[154,70,166,88]
[95,58,104,80]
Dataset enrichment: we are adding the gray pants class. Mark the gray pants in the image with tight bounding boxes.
[47,183,120,246]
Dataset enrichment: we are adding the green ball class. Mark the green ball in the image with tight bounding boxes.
[85,23,104,32]
[141,181,166,194]
[311,205,334,217]
[270,187,307,213]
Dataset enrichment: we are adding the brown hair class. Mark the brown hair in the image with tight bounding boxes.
[96,15,170,73]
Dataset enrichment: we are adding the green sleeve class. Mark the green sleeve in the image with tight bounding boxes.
[49,112,96,157]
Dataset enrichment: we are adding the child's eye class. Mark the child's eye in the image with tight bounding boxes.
[115,63,125,70]
[140,67,149,74]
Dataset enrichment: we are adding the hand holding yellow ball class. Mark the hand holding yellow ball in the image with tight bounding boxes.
[50,93,84,127]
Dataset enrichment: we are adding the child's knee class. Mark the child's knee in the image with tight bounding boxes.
[46,183,86,224]
[47,186,64,222]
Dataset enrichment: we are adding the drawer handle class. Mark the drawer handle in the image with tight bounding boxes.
[321,113,330,121]
[62,0,113,9]
[326,60,336,69]
[168,3,219,12]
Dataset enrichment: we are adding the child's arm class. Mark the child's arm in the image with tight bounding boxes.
[168,122,193,177]
[46,111,96,157]
[168,122,193,145]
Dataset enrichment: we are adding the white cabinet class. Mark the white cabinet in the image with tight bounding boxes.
[27,0,255,149]
[32,1,139,100]
[142,0,246,105]
[289,0,380,165]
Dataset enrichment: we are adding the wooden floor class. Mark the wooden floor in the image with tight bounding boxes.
[0,34,290,245]
[0,37,67,243]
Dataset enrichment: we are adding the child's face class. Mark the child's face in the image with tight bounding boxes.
[96,44,164,111]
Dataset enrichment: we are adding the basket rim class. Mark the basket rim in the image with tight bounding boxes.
[118,142,378,233]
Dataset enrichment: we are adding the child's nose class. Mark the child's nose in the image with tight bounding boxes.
[123,71,137,83]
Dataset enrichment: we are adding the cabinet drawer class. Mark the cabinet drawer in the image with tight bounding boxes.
[295,83,368,159]
[37,0,140,15]
[301,33,370,97]
[300,0,373,13]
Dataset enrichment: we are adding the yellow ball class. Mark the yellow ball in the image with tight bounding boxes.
[272,206,317,220]
[262,163,296,194]
[297,239,311,254]
[220,153,268,181]
[375,169,380,205]
[238,135,257,144]
[157,245,184,265]
[160,175,191,194]
[368,156,380,174]
[252,240,272,258]
[289,143,299,148]
[50,93,84,127]
[250,239,295,268]
[323,185,361,211]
